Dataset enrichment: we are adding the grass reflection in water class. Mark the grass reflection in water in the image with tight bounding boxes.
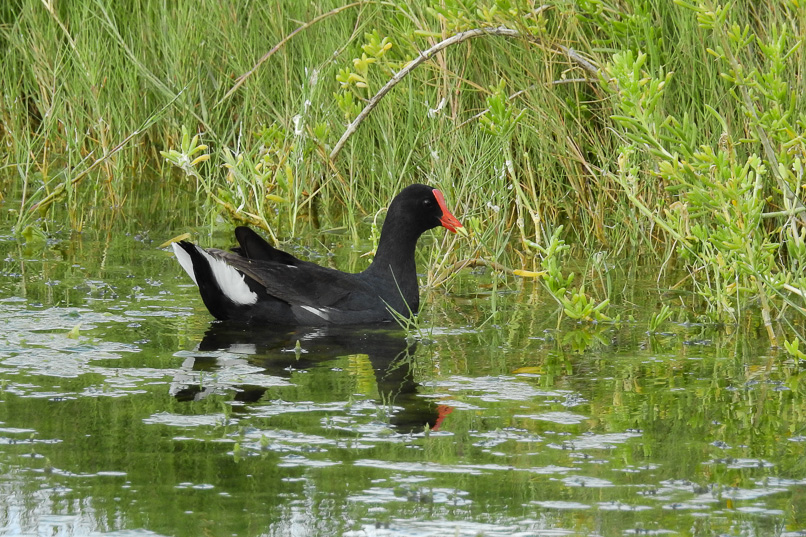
[0,230,803,537]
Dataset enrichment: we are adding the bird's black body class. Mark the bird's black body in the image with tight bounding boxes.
[172,184,463,325]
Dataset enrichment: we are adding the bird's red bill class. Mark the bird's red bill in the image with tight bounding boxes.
[433,189,464,233]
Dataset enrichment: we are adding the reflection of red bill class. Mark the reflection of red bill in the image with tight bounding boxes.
[431,405,454,432]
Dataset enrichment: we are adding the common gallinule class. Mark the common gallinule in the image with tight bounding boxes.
[172,184,464,325]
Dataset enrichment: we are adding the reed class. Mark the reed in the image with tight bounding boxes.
[3,0,806,346]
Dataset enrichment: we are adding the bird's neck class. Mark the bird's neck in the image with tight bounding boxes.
[364,222,421,311]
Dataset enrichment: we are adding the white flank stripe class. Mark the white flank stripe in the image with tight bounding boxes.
[173,242,258,306]
[198,248,259,305]
[172,243,198,285]
[301,305,330,321]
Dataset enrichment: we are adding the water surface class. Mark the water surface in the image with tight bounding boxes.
[0,225,804,536]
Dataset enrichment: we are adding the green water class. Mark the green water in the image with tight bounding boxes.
[0,223,804,537]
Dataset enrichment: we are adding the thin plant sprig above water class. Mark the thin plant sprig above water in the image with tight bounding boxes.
[648,304,675,335]
[537,226,611,323]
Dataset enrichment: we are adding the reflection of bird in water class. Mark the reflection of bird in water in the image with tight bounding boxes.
[170,323,453,433]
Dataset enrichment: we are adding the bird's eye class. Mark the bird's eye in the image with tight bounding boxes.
[423,199,433,207]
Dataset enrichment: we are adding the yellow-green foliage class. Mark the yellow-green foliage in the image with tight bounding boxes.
[4,0,806,344]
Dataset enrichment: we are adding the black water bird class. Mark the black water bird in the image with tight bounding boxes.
[172,184,464,325]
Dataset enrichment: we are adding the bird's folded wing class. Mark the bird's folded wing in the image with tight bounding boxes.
[208,249,378,312]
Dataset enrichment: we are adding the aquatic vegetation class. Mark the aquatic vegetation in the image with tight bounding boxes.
[4,0,806,344]
[0,231,804,536]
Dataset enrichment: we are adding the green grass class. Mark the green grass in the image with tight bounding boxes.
[3,0,806,346]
